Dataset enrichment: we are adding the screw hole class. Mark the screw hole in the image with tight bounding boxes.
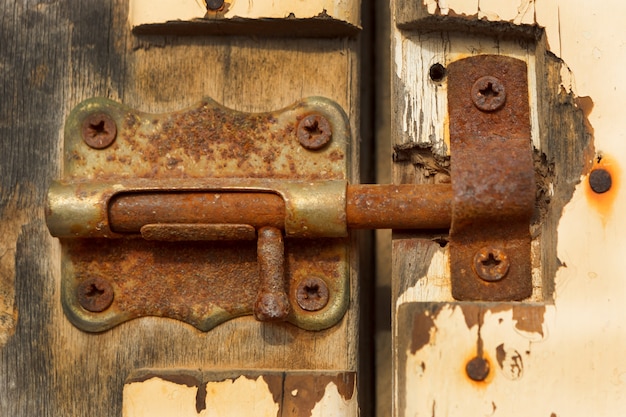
[433,237,448,248]
[429,63,446,82]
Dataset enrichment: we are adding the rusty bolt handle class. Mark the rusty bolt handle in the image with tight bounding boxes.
[254,227,290,322]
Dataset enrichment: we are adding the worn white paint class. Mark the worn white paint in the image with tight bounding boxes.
[123,373,358,417]
[129,0,360,27]
[392,33,541,154]
[309,382,359,417]
[404,305,554,416]
[123,376,279,417]
[396,1,626,416]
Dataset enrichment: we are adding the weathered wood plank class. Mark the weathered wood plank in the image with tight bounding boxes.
[0,1,361,415]
[391,1,624,416]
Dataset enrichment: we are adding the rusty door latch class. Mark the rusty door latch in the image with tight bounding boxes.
[46,54,535,333]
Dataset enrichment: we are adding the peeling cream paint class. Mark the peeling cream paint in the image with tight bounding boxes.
[129,0,360,27]
[309,382,359,417]
[397,1,626,415]
[393,33,539,157]
[123,373,357,417]
[402,304,555,416]
[123,376,280,417]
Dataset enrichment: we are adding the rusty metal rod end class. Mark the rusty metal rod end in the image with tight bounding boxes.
[254,227,290,322]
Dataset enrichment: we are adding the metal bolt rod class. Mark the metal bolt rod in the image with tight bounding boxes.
[108,184,453,234]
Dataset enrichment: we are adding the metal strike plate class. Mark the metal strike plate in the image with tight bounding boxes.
[47,97,351,332]
[448,55,535,301]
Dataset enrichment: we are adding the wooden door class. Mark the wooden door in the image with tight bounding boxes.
[2,0,625,416]
[390,1,626,417]
[1,1,365,416]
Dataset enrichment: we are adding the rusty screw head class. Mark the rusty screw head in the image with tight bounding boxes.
[81,112,117,149]
[473,247,510,282]
[77,277,114,312]
[589,168,612,194]
[205,0,225,10]
[297,114,332,150]
[296,276,329,311]
[466,356,490,381]
[471,76,506,112]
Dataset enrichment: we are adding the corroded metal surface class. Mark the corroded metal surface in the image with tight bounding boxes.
[345,184,452,229]
[52,97,351,332]
[254,227,290,322]
[49,182,453,238]
[448,55,534,301]
[62,97,349,181]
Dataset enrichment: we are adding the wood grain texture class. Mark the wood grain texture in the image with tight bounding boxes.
[0,1,360,416]
[391,5,597,417]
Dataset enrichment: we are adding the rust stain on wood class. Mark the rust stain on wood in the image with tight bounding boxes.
[461,304,547,336]
[0,190,31,347]
[511,305,546,336]
[283,372,356,417]
[409,305,444,355]
[261,374,284,409]
[460,304,482,331]
[585,154,620,219]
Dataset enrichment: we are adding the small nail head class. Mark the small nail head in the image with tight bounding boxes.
[206,0,225,10]
[466,357,490,381]
[589,168,612,194]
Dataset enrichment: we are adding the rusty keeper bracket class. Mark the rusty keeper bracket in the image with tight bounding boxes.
[47,57,534,332]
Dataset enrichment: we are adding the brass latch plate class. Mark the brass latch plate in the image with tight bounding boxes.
[48,97,351,332]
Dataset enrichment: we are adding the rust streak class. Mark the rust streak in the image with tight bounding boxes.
[512,305,546,336]
[410,305,442,354]
[283,372,356,417]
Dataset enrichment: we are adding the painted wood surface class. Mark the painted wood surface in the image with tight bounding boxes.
[123,371,357,417]
[130,0,360,24]
[392,1,626,416]
[0,1,361,416]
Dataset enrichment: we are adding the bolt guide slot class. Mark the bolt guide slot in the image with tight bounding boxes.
[47,55,535,332]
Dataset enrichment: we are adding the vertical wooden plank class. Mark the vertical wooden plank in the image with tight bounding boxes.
[1,0,362,415]
[392,1,625,416]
